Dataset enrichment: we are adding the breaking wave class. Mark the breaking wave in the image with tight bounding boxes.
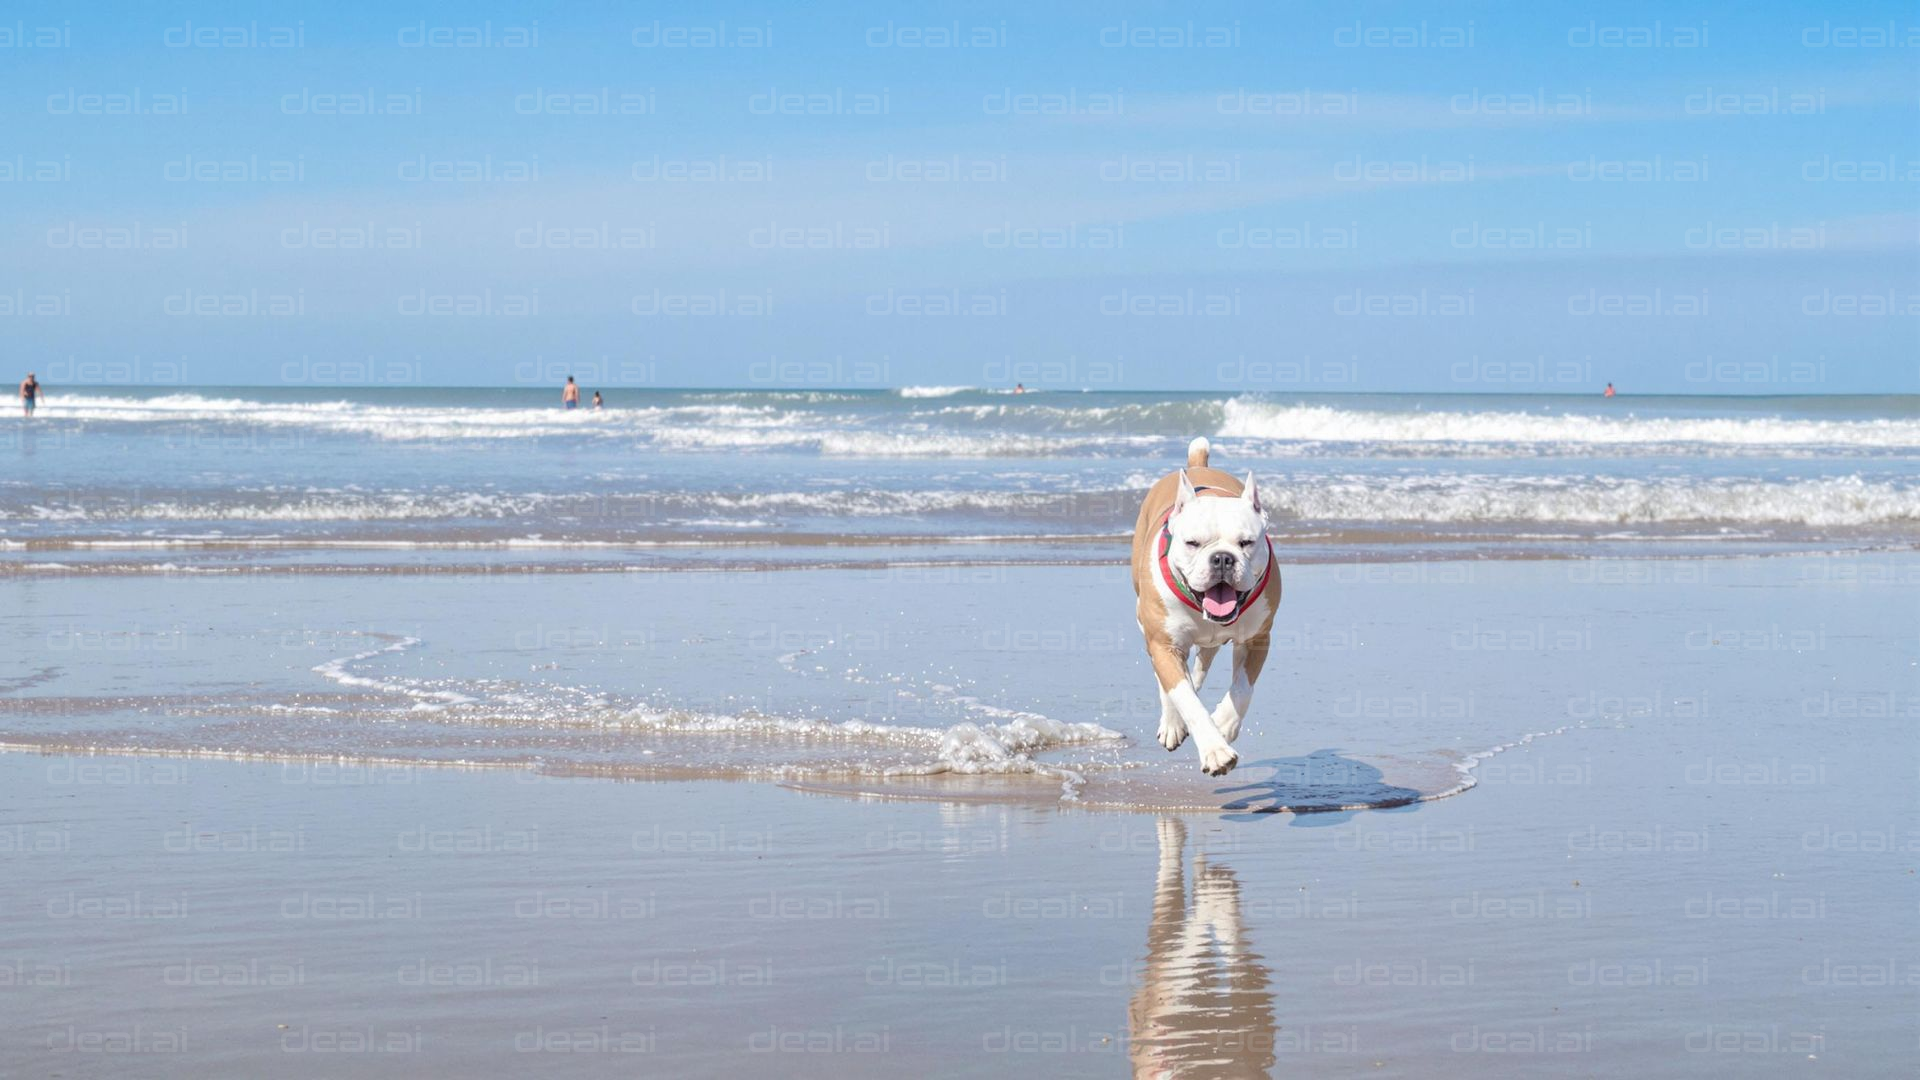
[35,391,1917,455]
[1218,398,1920,449]
[895,385,974,398]
[1268,474,1920,527]
[9,476,1916,529]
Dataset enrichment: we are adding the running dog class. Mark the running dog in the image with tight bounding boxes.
[1130,438,1279,776]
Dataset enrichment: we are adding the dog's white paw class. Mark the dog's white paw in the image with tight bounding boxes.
[1214,708,1241,744]
[1200,744,1238,776]
[1157,716,1188,751]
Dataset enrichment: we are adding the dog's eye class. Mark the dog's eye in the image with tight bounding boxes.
[1240,539,1254,548]
[1185,540,1202,549]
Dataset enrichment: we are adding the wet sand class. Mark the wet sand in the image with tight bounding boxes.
[1,553,1916,1076]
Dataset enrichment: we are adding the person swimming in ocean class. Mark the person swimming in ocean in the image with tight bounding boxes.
[592,391,603,410]
[19,372,39,417]
[563,376,580,409]
[1604,383,1615,398]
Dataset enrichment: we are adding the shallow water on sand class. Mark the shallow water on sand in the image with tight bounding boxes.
[1,553,1915,1076]
[0,723,1912,1078]
[1,555,1912,815]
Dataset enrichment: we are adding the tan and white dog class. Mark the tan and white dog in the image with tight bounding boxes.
[1130,438,1280,776]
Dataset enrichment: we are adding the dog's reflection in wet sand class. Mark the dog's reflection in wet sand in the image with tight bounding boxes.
[1127,818,1278,1078]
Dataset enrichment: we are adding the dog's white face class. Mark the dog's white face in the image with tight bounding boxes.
[1165,472,1270,623]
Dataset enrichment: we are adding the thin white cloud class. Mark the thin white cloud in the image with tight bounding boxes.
[1821,211,1920,251]
[1027,75,1914,133]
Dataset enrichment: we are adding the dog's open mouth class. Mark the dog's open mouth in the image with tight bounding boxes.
[1201,582,1240,621]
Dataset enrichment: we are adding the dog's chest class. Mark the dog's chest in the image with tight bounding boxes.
[1182,619,1239,649]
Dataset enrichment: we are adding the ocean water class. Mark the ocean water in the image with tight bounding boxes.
[2,387,1915,572]
[4,394,1918,1075]
[2,387,1915,809]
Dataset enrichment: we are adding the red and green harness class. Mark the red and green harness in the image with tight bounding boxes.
[1155,485,1275,625]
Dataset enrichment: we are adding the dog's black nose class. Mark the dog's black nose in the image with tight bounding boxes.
[1210,550,1235,575]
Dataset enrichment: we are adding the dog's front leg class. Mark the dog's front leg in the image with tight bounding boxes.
[1210,633,1269,744]
[1155,684,1188,751]
[1150,641,1237,775]
[1145,637,1189,750]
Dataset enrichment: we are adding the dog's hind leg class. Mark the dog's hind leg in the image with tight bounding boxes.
[1188,646,1219,692]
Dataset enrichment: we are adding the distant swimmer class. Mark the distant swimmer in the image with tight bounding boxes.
[1604,383,1615,398]
[563,376,580,409]
[591,391,603,410]
[18,372,39,417]
[1014,383,1026,394]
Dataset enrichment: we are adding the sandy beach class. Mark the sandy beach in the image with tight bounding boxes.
[3,551,1914,1077]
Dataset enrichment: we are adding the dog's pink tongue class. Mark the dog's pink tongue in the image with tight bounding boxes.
[1202,582,1237,617]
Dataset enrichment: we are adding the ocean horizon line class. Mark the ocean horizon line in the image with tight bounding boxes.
[27,384,1920,400]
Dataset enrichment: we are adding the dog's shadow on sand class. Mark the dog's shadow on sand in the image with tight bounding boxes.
[1212,748,1428,825]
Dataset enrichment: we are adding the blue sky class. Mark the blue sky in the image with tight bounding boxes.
[3,0,1916,392]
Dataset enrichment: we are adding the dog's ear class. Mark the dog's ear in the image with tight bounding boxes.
[1174,470,1198,512]
[1242,472,1263,515]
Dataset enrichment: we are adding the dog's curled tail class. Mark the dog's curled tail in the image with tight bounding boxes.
[1187,437,1211,468]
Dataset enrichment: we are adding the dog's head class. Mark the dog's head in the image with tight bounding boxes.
[1165,472,1270,623]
